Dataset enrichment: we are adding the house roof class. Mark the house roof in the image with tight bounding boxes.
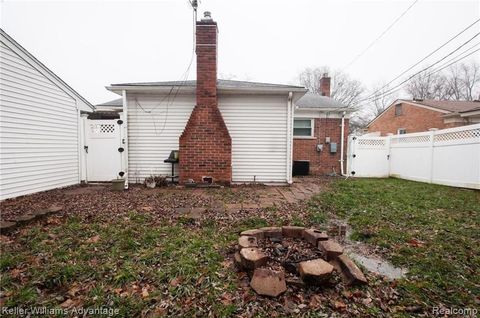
[367,99,480,127]
[0,28,94,111]
[96,98,123,107]
[296,93,348,110]
[110,79,305,91]
[407,99,480,113]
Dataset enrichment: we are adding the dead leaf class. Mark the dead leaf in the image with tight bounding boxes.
[309,294,322,309]
[60,299,74,308]
[141,288,149,298]
[86,235,100,243]
[10,268,25,279]
[407,238,424,247]
[170,277,182,287]
[333,300,347,310]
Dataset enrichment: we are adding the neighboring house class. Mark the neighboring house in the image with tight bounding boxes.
[367,99,480,136]
[0,29,94,200]
[104,12,307,186]
[293,75,352,175]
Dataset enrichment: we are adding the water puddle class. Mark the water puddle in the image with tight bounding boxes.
[348,252,407,280]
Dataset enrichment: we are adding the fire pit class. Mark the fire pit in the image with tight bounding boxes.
[234,226,367,297]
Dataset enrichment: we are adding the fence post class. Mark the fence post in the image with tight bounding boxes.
[386,135,392,177]
[429,130,435,184]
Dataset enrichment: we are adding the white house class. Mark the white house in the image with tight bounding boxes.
[0,29,94,200]
[105,80,306,185]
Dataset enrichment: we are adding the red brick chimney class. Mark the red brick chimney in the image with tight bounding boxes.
[179,11,232,184]
[320,73,331,97]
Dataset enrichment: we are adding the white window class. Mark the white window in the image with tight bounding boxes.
[294,119,314,137]
[397,128,407,135]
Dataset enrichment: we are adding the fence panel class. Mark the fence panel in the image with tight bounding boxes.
[348,136,389,178]
[390,131,433,183]
[431,125,480,189]
[348,124,480,189]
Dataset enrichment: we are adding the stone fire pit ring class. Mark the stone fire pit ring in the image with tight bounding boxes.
[234,226,367,297]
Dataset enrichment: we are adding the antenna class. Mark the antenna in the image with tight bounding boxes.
[190,0,198,11]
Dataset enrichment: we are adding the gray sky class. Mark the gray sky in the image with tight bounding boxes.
[1,0,479,104]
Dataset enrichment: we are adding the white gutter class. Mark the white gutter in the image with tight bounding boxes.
[286,92,294,184]
[340,111,346,176]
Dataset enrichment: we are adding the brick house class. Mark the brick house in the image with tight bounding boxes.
[292,75,352,175]
[367,99,480,136]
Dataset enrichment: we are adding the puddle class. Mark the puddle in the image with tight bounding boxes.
[348,252,407,280]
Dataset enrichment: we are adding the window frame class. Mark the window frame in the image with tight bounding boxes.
[395,104,403,116]
[397,128,407,135]
[293,118,315,139]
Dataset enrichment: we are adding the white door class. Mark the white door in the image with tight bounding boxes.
[85,119,122,181]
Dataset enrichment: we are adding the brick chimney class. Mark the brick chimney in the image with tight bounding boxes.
[179,11,232,184]
[320,73,331,97]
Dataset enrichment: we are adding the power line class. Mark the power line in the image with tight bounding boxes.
[358,31,480,104]
[356,44,480,109]
[343,0,419,70]
[360,18,480,103]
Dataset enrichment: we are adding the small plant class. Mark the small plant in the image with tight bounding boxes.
[154,175,168,187]
[144,175,156,189]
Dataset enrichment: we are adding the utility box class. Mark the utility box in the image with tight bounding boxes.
[330,142,337,153]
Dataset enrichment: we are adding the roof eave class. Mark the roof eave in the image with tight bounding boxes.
[106,85,307,95]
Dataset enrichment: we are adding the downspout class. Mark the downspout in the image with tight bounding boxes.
[340,111,346,176]
[286,92,294,184]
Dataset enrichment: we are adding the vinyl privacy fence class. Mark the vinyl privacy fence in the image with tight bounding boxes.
[347,124,480,189]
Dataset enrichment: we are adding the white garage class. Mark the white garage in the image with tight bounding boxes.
[0,29,94,200]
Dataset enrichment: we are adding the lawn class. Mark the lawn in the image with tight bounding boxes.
[312,178,480,311]
[1,178,478,317]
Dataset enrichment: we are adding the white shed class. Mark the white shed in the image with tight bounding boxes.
[0,29,94,200]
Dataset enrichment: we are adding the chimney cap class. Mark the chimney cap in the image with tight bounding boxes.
[202,11,212,21]
[322,73,329,78]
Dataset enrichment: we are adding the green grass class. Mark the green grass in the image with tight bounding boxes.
[2,178,478,316]
[0,213,239,316]
[310,177,480,308]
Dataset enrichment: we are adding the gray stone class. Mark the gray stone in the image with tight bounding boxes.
[250,268,287,297]
[298,258,334,285]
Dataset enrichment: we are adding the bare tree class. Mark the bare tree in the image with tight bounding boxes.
[405,71,449,100]
[297,66,364,108]
[457,61,480,100]
[368,84,398,117]
[405,60,480,101]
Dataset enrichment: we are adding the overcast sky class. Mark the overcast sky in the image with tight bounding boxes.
[1,0,479,104]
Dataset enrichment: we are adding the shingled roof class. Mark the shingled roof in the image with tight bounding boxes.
[403,99,480,113]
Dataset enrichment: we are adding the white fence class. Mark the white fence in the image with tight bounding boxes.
[348,124,480,189]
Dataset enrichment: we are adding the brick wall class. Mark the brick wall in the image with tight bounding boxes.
[293,117,349,175]
[368,102,446,135]
[179,17,232,184]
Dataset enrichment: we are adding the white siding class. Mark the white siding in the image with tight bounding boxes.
[126,93,290,184]
[0,41,79,200]
[219,95,289,183]
[126,93,195,183]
